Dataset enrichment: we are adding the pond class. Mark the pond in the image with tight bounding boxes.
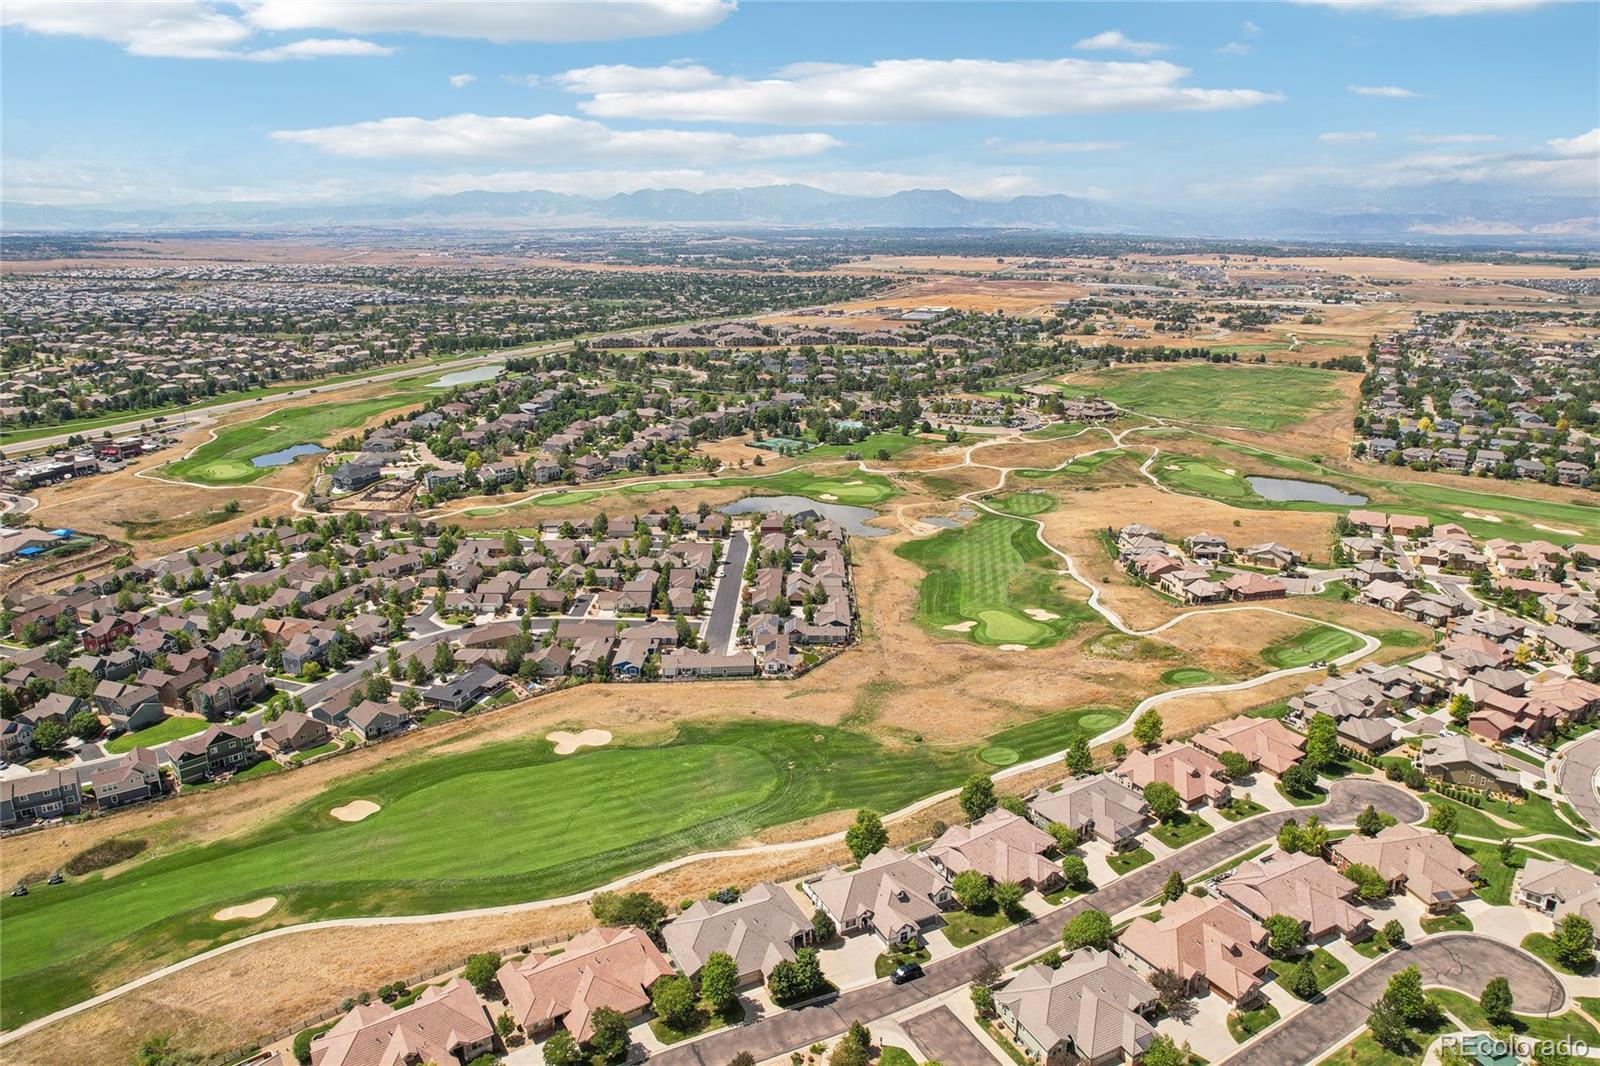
[1246,476,1367,505]
[719,495,888,538]
[430,363,504,388]
[251,443,327,468]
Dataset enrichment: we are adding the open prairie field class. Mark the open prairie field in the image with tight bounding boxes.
[1054,362,1351,432]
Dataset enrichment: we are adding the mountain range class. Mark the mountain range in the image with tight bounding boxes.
[3,184,1596,245]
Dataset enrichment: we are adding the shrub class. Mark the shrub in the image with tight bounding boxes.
[64,836,148,876]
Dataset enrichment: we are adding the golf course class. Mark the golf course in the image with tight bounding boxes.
[1055,363,1348,432]
[470,467,899,517]
[1260,623,1365,669]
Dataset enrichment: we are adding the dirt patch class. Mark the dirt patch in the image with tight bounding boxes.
[214,897,277,922]
[329,800,380,823]
[547,729,613,755]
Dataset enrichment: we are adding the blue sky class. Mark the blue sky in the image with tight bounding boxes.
[2,0,1596,209]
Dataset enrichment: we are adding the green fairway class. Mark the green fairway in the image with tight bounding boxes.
[497,467,899,513]
[1055,363,1347,432]
[982,707,1126,763]
[0,720,972,1028]
[1261,624,1364,669]
[1152,456,1259,501]
[989,491,1056,516]
[165,385,435,486]
[103,715,209,754]
[896,513,1098,647]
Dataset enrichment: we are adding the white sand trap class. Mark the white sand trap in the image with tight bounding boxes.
[1461,511,1503,523]
[1223,468,1237,476]
[1024,608,1061,621]
[214,896,277,921]
[820,493,839,501]
[943,620,978,632]
[548,729,613,755]
[846,480,864,485]
[1165,464,1181,471]
[1536,523,1581,536]
[998,644,1029,652]
[330,799,381,823]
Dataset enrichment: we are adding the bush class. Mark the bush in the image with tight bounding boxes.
[64,836,149,875]
[292,1022,337,1065]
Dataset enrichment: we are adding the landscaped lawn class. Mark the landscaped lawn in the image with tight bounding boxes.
[289,741,341,765]
[1351,935,1392,959]
[1455,839,1526,906]
[1054,363,1347,432]
[647,998,743,1045]
[1108,847,1156,875]
[1260,624,1365,669]
[0,720,976,1029]
[1275,781,1328,807]
[1430,988,1600,1045]
[232,759,284,782]
[1152,812,1214,849]
[941,907,1019,948]
[1269,948,1349,994]
[874,945,932,979]
[1246,699,1291,720]
[896,513,1098,647]
[1579,996,1600,1024]
[103,714,209,753]
[1227,1001,1281,1042]
[1218,798,1268,822]
[1423,792,1587,842]
[1323,1014,1451,1066]
[1522,932,1596,975]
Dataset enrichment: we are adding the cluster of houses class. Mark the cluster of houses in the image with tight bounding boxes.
[1354,328,1596,487]
[1116,523,1304,603]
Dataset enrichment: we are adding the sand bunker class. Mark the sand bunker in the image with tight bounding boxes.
[1223,468,1237,476]
[846,480,864,485]
[214,896,277,921]
[548,729,613,755]
[998,644,1029,652]
[1165,464,1181,471]
[1023,608,1061,621]
[1462,511,1504,523]
[1536,523,1581,536]
[330,800,381,823]
[820,493,839,501]
[943,621,978,632]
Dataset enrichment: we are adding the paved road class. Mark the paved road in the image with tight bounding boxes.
[648,780,1422,1066]
[1220,934,1567,1066]
[901,1005,1004,1066]
[1557,732,1600,831]
[703,531,750,654]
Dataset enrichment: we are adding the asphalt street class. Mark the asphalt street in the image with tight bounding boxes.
[1557,731,1600,831]
[703,531,750,655]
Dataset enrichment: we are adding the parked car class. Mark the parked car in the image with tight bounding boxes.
[889,963,923,985]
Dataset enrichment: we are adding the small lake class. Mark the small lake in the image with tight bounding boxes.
[720,495,888,537]
[923,516,963,529]
[430,364,504,388]
[252,443,327,468]
[1247,476,1367,505]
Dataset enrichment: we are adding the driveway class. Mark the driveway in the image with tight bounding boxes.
[1556,732,1600,831]
[1218,934,1566,1066]
[900,1006,1005,1066]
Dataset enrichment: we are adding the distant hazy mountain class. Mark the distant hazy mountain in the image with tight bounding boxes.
[3,184,1595,244]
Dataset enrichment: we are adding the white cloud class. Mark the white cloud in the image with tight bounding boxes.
[1549,128,1600,156]
[984,137,1128,154]
[1216,42,1253,55]
[1298,0,1550,16]
[242,1,735,42]
[1072,30,1169,56]
[1240,20,1262,34]
[1319,131,1378,142]
[558,58,1281,124]
[0,0,387,60]
[448,73,476,89]
[1407,133,1500,144]
[1348,84,1420,97]
[270,113,841,163]
[247,37,393,60]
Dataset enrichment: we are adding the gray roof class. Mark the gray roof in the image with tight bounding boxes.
[661,882,809,979]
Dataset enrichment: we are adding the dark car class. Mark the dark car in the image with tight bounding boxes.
[889,963,924,985]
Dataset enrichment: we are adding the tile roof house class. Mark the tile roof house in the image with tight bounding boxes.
[1192,715,1306,777]
[1215,849,1372,942]
[1116,894,1272,1004]
[1115,743,1230,808]
[1515,858,1600,932]
[1419,734,1522,795]
[926,809,1063,890]
[995,949,1158,1066]
[1028,775,1152,849]
[309,977,494,1066]
[803,847,952,946]
[497,926,675,1043]
[1332,824,1478,912]
[662,882,813,984]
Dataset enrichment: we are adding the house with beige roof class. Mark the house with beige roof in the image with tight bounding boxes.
[662,882,812,985]
[803,847,952,946]
[1116,894,1272,1005]
[1028,775,1151,849]
[1419,734,1522,795]
[1215,850,1372,943]
[309,978,494,1066]
[1515,858,1600,937]
[995,949,1158,1066]
[926,809,1062,890]
[1332,824,1478,912]
[496,926,674,1043]
[1115,743,1230,808]
[1192,715,1305,777]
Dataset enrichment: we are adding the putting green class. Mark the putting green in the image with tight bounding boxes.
[1075,712,1122,733]
[979,746,1021,767]
[1161,667,1216,686]
[990,491,1056,516]
[977,608,1052,644]
[1261,624,1364,669]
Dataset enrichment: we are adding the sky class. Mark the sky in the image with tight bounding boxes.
[1,0,1597,211]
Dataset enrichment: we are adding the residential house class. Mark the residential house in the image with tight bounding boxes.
[925,809,1062,891]
[1192,715,1306,777]
[167,724,259,785]
[1215,850,1371,943]
[346,700,408,742]
[804,847,952,946]
[1116,893,1272,1004]
[259,711,331,756]
[496,926,675,1043]
[309,979,494,1066]
[1419,734,1522,794]
[1331,824,1478,912]
[1115,743,1230,808]
[994,950,1158,1066]
[1028,775,1152,849]
[89,747,164,810]
[1515,859,1600,934]
[422,663,507,712]
[0,767,85,827]
[662,882,813,984]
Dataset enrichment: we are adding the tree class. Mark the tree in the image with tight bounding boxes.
[587,1006,631,1063]
[431,640,456,677]
[68,709,102,741]
[1062,908,1112,951]
[1367,995,1411,1053]
[812,908,837,943]
[1149,968,1194,1016]
[1060,854,1090,888]
[590,891,667,931]
[1300,814,1328,854]
[728,1054,757,1066]
[1262,914,1305,958]
[1383,966,1437,1028]
[998,792,1028,816]
[971,984,995,1017]
[651,975,698,1031]
[1554,913,1596,972]
[700,951,739,1012]
[1288,956,1320,1000]
[1382,919,1405,946]
[1133,709,1164,748]
[1356,804,1385,837]
[953,870,995,913]
[1277,818,1304,854]
[994,880,1025,916]
[1143,781,1181,822]
[1305,712,1340,769]
[543,1030,583,1066]
[1429,803,1459,838]
[1047,821,1079,852]
[845,809,888,862]
[830,1037,870,1066]
[1217,750,1251,780]
[1066,736,1092,775]
[959,774,998,821]
[1112,741,1128,761]
[1345,862,1389,901]
[31,719,66,753]
[1162,869,1185,903]
[461,952,501,996]
[1281,762,1318,796]
[1480,976,1514,1027]
[1141,1035,1186,1066]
